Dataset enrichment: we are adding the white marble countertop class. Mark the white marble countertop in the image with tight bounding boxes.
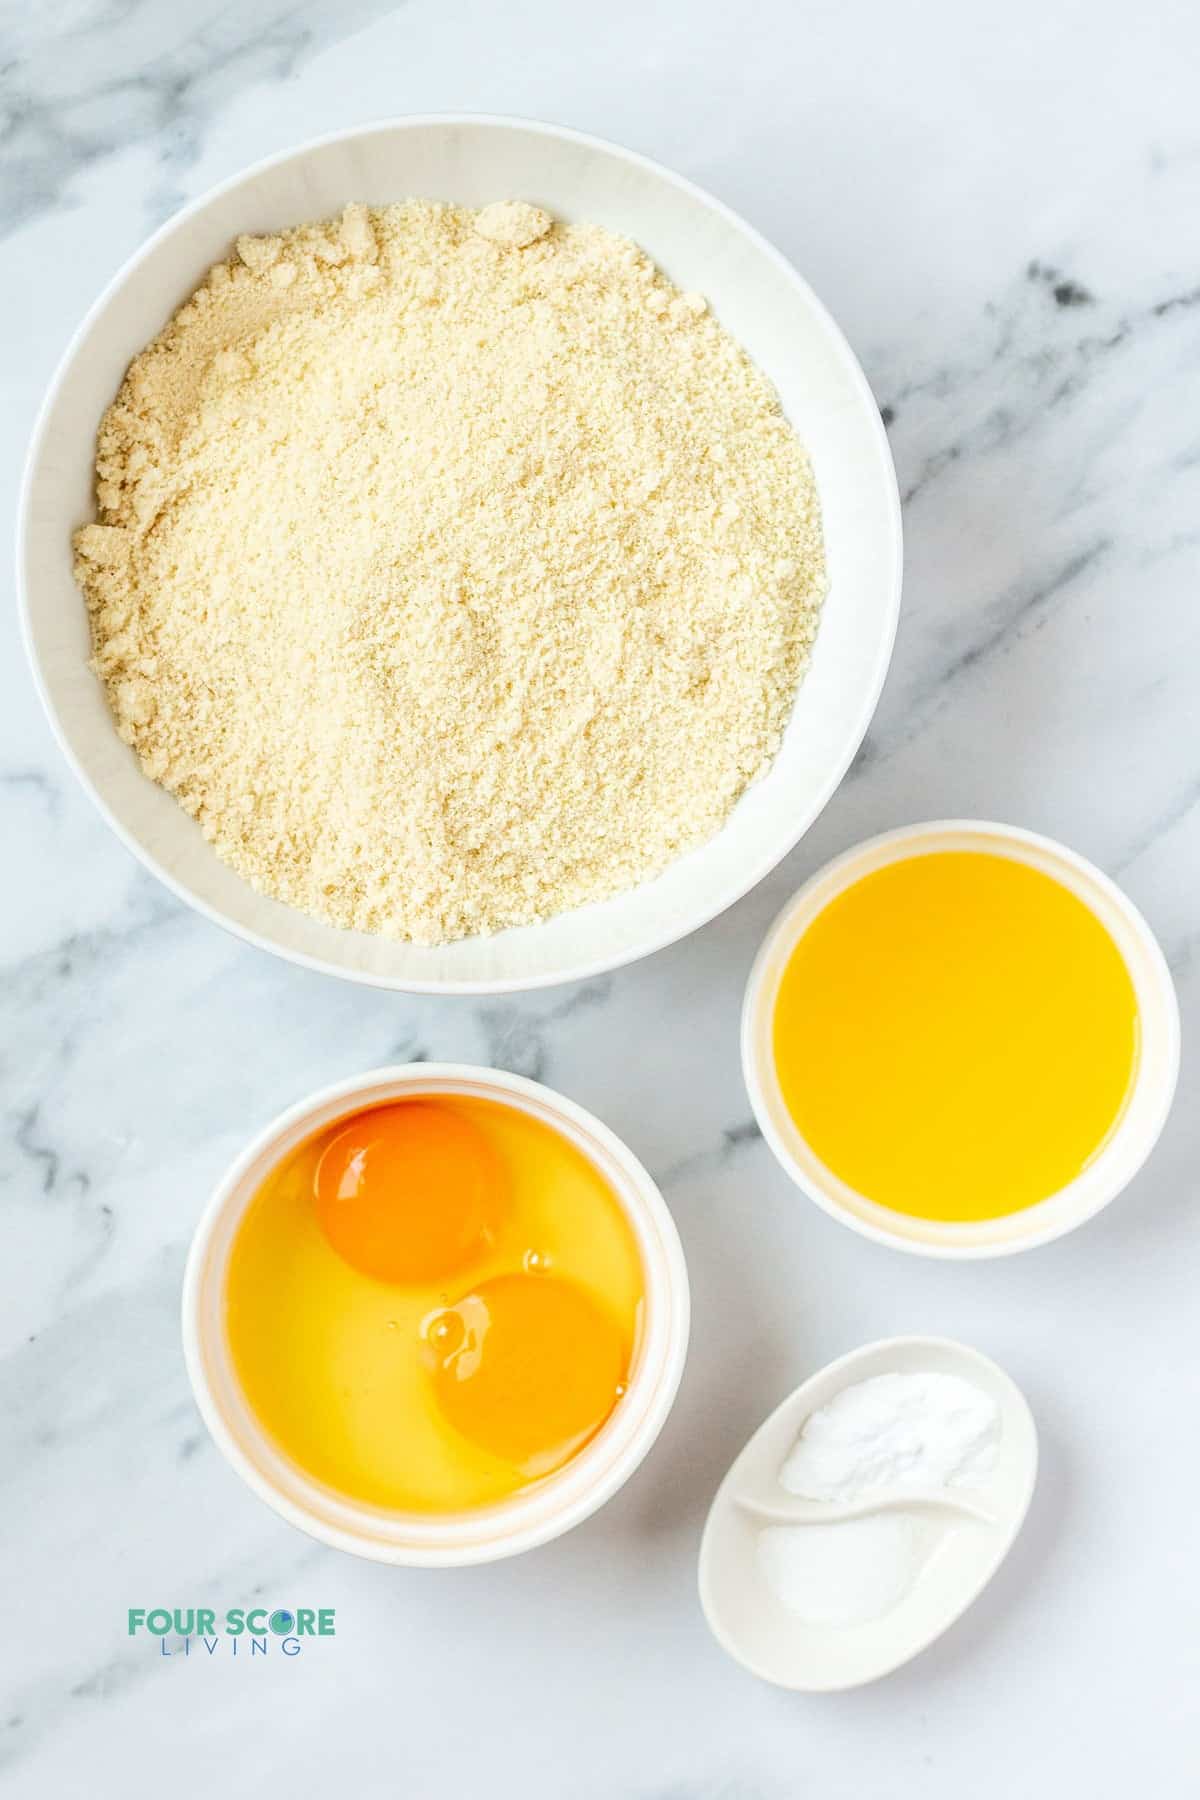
[4,2,1198,1794]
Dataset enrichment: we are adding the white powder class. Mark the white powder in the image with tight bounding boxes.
[757,1514,933,1628]
[780,1371,1001,1502]
[758,1370,1001,1628]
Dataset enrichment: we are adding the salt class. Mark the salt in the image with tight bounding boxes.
[757,1513,933,1627]
[758,1370,1001,1628]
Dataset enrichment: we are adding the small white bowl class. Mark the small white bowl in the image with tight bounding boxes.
[19,113,901,994]
[181,1063,689,1565]
[698,1336,1038,1690]
[742,820,1180,1258]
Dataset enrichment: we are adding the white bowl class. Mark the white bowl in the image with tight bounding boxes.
[742,820,1180,1257]
[19,114,901,994]
[698,1336,1038,1690]
[181,1063,689,1565]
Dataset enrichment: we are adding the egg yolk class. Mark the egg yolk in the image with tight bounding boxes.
[314,1101,503,1284]
[424,1272,628,1475]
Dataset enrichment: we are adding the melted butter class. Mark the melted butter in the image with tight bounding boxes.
[772,850,1139,1222]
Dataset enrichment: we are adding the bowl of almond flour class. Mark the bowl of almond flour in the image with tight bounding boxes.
[20,118,901,992]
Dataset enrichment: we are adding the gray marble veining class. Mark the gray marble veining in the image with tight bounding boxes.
[0,0,384,236]
[3,1,1198,1795]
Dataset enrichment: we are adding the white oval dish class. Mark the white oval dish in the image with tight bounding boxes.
[182,1063,689,1565]
[19,114,901,994]
[742,820,1180,1258]
[698,1336,1038,1691]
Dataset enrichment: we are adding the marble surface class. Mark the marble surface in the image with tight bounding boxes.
[3,2,1198,1794]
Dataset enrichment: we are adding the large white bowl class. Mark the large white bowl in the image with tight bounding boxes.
[19,115,901,993]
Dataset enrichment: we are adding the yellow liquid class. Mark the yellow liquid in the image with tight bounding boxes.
[772,850,1139,1221]
[225,1095,644,1511]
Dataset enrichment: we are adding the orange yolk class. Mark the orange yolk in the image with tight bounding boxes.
[424,1272,628,1476]
[314,1100,503,1284]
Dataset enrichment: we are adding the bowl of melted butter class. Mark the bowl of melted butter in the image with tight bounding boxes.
[742,820,1179,1257]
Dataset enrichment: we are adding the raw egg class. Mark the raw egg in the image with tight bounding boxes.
[225,1093,644,1512]
[424,1272,628,1476]
[315,1100,503,1283]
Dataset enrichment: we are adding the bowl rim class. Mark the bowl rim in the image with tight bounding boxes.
[17,111,902,996]
[741,819,1181,1259]
[181,1061,690,1565]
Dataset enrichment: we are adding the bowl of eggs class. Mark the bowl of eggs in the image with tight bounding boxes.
[182,1064,689,1564]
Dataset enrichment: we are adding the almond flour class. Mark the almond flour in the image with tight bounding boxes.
[74,201,826,944]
